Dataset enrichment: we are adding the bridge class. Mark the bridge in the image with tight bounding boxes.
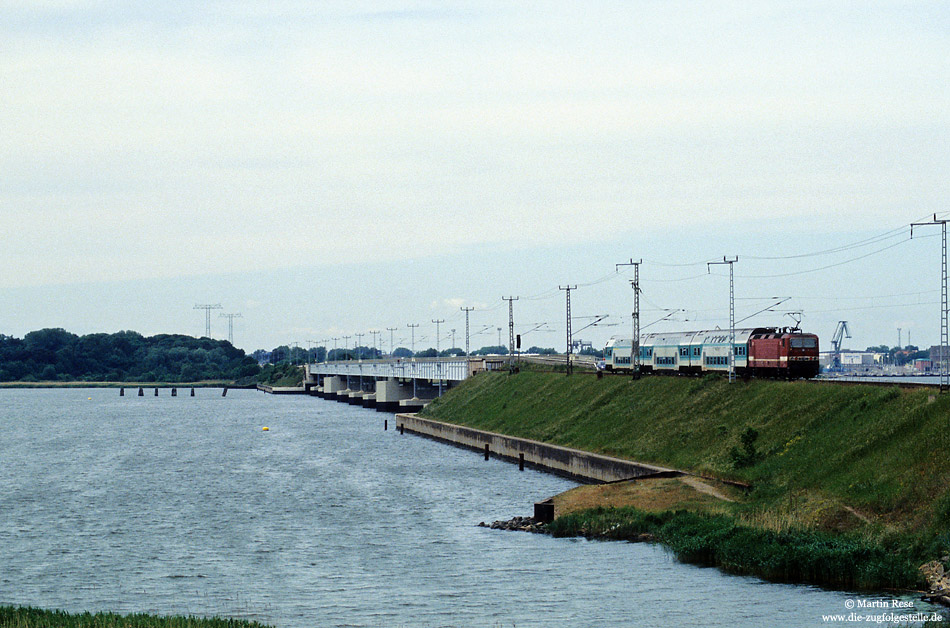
[304,357,509,410]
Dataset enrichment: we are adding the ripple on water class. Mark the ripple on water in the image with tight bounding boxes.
[0,389,945,628]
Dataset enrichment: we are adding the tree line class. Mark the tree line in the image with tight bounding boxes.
[0,327,604,384]
[0,328,260,383]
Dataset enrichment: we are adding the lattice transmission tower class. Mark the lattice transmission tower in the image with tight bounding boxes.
[219,312,242,345]
[194,304,222,338]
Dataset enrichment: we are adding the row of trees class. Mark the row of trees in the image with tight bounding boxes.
[864,345,930,366]
[0,329,260,383]
[0,327,613,383]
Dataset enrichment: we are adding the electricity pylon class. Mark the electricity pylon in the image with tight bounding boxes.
[194,304,222,338]
[219,312,242,345]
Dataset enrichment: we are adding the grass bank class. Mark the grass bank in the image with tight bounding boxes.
[420,370,950,590]
[0,606,272,628]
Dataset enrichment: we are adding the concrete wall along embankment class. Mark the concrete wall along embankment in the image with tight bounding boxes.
[394,413,677,484]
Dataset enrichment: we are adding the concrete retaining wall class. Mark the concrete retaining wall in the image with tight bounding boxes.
[394,413,676,483]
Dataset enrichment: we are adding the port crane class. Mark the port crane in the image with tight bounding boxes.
[830,321,851,371]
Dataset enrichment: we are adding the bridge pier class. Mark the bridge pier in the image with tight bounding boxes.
[305,358,506,411]
[375,378,413,412]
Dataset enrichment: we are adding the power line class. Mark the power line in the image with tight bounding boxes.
[503,297,518,368]
[559,286,577,375]
[460,307,475,356]
[617,259,642,378]
[708,257,738,383]
[910,215,949,393]
[732,237,915,279]
[219,312,242,345]
[194,304,222,338]
[406,324,419,354]
[386,327,398,356]
[432,319,445,397]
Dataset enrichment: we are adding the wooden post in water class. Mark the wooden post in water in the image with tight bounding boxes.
[138,387,144,396]
[519,452,525,471]
[171,388,177,397]
[222,387,228,397]
[191,388,195,397]
[154,388,159,396]
[384,419,388,431]
[484,443,490,461]
[120,387,124,396]
[399,423,404,434]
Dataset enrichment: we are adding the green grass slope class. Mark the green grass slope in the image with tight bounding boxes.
[421,371,950,588]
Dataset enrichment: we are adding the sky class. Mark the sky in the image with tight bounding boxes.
[1,1,949,353]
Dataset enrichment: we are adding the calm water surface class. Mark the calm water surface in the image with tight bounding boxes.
[0,389,943,627]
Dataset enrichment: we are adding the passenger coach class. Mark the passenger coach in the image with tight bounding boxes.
[603,327,819,379]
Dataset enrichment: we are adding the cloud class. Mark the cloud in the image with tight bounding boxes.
[1,1,947,289]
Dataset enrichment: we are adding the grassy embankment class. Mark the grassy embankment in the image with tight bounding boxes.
[0,606,272,628]
[420,369,950,590]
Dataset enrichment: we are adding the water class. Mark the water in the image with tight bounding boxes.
[0,389,944,627]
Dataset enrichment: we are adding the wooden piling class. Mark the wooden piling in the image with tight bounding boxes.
[222,387,228,397]
[171,388,177,397]
[120,387,124,396]
[384,419,388,431]
[519,452,525,471]
[138,387,143,396]
[484,443,490,461]
[154,388,159,396]
[191,388,195,397]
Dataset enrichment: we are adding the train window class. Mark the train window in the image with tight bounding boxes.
[693,347,701,356]
[605,348,612,358]
[791,338,817,348]
[734,346,746,356]
[679,347,688,357]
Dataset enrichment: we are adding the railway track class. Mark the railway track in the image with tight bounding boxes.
[514,355,945,388]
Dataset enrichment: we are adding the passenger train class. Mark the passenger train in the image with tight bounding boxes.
[603,327,820,379]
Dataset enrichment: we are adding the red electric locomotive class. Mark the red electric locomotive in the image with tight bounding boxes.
[747,328,820,379]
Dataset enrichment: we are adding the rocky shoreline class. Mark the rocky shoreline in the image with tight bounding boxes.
[477,515,657,543]
[477,516,548,534]
[920,559,950,608]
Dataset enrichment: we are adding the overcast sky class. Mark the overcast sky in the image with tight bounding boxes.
[2,1,948,352]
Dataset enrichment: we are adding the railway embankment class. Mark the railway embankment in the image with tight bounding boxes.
[419,370,950,593]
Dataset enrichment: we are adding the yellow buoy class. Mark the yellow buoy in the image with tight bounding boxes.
[262,426,269,431]
[87,397,92,400]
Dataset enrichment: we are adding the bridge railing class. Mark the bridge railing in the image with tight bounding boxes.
[308,358,472,382]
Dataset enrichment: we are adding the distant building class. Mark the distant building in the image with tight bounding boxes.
[929,346,950,363]
[840,352,875,366]
[819,351,878,371]
[915,359,934,372]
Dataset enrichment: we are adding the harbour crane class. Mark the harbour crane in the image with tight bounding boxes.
[830,320,851,372]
